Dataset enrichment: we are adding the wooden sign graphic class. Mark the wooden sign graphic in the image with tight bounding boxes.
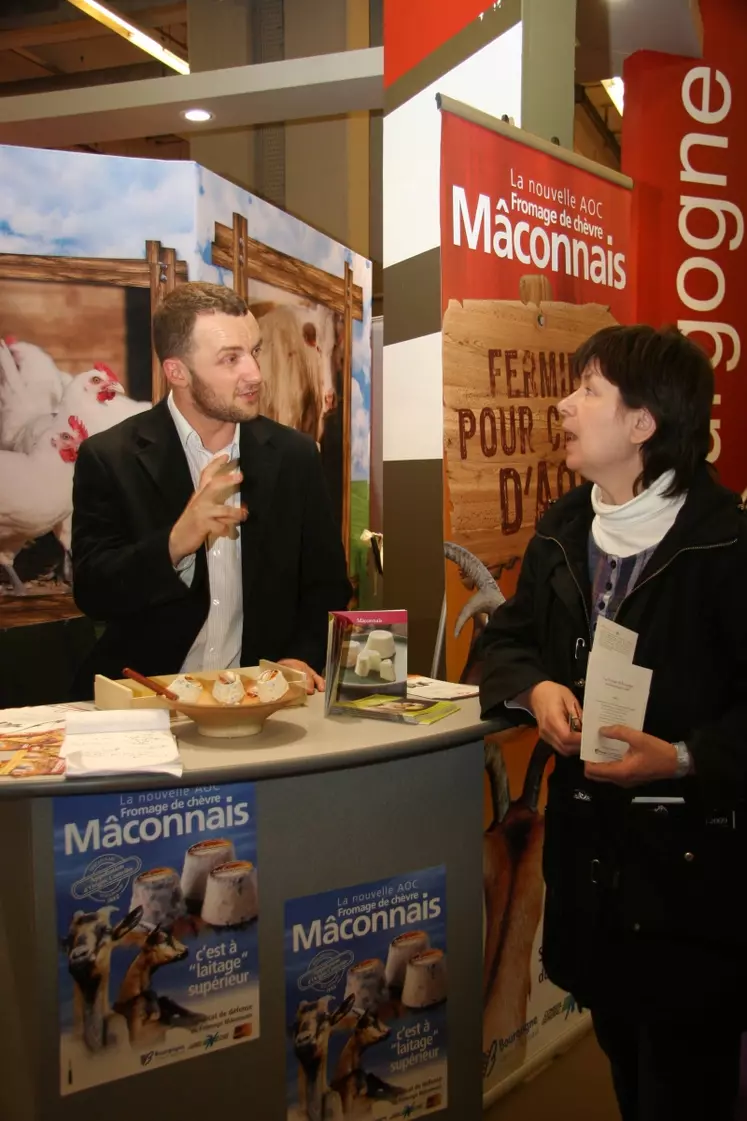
[443,285,617,570]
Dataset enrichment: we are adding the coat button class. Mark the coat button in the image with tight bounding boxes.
[684,852,695,862]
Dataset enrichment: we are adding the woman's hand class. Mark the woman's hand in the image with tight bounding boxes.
[585,727,680,787]
[520,681,583,756]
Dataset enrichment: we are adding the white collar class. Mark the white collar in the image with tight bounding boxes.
[591,470,687,558]
[167,392,240,457]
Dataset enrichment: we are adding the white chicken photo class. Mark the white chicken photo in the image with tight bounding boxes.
[0,338,151,596]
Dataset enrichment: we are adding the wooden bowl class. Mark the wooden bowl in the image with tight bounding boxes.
[166,675,305,739]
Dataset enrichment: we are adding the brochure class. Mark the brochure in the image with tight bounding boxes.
[580,617,652,763]
[335,695,460,725]
[325,611,408,715]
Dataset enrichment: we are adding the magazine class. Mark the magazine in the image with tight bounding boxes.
[0,704,90,781]
[325,610,408,715]
[334,695,460,725]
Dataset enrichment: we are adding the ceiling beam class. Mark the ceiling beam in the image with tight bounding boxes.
[575,83,621,164]
[0,3,186,51]
[0,47,384,148]
[0,61,168,97]
[10,47,62,76]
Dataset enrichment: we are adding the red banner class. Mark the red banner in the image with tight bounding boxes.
[623,0,747,496]
[383,0,494,87]
[439,106,631,1100]
[440,109,633,679]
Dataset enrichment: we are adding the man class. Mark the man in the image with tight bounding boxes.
[479,325,747,1121]
[71,281,351,697]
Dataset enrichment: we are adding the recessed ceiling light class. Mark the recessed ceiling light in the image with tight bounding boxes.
[182,108,214,123]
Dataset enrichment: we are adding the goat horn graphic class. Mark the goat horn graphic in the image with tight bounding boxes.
[444,542,505,638]
[484,740,511,826]
[519,740,553,813]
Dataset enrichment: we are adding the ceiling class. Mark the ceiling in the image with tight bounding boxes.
[0,1,187,88]
[575,0,702,82]
[0,0,701,160]
[0,1,384,155]
[0,0,189,154]
[573,0,701,169]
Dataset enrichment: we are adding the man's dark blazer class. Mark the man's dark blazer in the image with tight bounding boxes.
[70,400,351,698]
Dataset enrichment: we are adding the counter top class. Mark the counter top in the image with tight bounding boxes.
[0,694,503,799]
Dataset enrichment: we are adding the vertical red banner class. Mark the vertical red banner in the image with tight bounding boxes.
[439,106,632,1099]
[623,0,747,496]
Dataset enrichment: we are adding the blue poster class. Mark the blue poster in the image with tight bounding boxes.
[285,866,447,1121]
[53,782,259,1095]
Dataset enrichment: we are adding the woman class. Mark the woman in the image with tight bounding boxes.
[479,324,747,1121]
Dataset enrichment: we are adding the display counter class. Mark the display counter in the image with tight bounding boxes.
[0,696,498,1121]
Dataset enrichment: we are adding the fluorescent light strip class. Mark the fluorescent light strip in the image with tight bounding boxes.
[602,77,624,115]
[66,0,190,75]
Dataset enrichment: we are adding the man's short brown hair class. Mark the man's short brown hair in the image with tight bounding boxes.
[153,281,248,363]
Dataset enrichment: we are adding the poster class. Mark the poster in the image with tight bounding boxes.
[439,104,631,1098]
[0,146,372,621]
[481,731,586,1092]
[623,0,747,498]
[440,104,632,609]
[285,867,447,1121]
[53,782,259,1094]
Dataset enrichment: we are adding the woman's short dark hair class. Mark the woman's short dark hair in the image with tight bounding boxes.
[573,324,714,496]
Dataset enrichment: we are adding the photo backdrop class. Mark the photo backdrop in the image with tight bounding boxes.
[0,146,372,630]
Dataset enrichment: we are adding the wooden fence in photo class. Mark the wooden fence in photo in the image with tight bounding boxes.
[0,241,188,401]
[212,212,363,560]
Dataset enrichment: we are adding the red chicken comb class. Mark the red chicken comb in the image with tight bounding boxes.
[68,415,89,440]
[93,362,120,382]
[3,335,18,346]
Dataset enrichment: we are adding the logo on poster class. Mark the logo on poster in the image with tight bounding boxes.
[298,948,356,992]
[71,853,142,903]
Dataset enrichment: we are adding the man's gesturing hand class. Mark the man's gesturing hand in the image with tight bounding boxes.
[169,455,247,565]
[521,680,583,756]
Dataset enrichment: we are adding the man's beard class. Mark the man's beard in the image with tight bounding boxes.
[187,365,259,423]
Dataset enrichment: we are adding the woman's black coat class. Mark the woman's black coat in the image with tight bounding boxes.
[480,467,747,1015]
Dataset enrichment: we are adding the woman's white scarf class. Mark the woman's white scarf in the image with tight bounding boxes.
[590,470,686,558]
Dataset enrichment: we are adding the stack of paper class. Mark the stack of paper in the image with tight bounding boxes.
[63,709,183,778]
[407,676,479,701]
[580,618,653,764]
